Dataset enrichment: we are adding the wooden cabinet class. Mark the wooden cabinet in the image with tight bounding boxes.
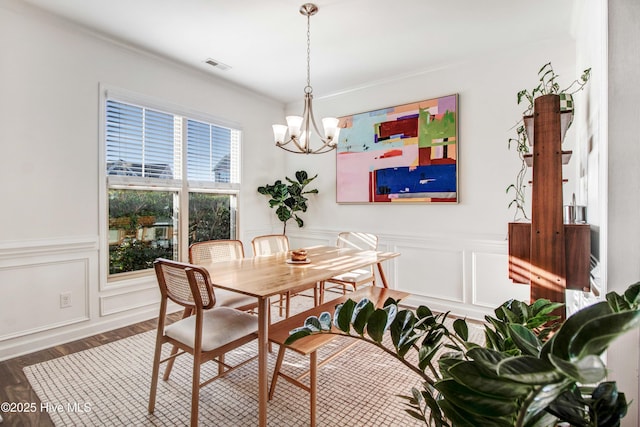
[508,95,590,307]
[508,222,590,291]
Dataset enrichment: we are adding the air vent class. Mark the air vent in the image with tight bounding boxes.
[205,58,231,71]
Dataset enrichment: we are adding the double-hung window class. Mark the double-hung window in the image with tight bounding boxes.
[104,95,241,277]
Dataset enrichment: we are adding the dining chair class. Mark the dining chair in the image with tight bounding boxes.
[149,258,258,427]
[189,240,257,312]
[319,232,378,303]
[251,234,318,317]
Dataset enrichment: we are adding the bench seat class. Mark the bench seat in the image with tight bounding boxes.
[268,286,409,426]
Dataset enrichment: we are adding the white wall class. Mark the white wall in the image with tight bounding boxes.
[274,40,576,318]
[605,0,640,425]
[0,1,286,360]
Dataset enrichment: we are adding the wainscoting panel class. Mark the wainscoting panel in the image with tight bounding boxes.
[395,243,465,303]
[100,286,160,316]
[0,237,97,342]
[472,251,530,309]
[0,259,89,341]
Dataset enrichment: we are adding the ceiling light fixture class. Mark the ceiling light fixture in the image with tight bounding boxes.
[272,3,339,154]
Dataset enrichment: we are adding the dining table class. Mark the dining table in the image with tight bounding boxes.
[200,244,400,426]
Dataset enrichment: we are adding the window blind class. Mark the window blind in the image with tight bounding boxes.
[106,100,177,180]
[187,119,240,184]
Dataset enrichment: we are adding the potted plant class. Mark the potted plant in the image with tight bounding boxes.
[257,170,318,234]
[286,281,640,426]
[507,62,591,221]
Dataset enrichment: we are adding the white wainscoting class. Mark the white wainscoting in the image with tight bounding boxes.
[273,228,531,321]
[0,236,166,361]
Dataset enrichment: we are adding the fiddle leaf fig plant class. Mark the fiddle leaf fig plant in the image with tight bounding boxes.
[286,282,640,426]
[257,170,318,234]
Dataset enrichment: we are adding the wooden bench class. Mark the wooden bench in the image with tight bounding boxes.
[268,286,410,426]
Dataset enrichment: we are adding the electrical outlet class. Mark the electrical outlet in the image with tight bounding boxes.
[60,292,72,308]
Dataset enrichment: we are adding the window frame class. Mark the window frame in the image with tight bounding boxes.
[99,85,242,289]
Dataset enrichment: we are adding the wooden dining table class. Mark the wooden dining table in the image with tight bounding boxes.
[200,244,400,426]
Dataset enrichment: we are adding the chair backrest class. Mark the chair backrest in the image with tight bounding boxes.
[189,240,245,264]
[252,234,289,257]
[154,258,216,310]
[336,232,378,251]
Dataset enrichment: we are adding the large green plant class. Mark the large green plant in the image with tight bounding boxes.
[257,170,318,234]
[286,282,640,426]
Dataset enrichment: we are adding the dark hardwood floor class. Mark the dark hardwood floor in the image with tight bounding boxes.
[0,315,178,426]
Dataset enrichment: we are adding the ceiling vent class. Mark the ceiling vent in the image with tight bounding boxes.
[204,58,231,71]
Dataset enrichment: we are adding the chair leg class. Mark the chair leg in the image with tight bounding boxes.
[190,353,201,427]
[217,354,225,375]
[164,307,193,381]
[269,346,287,400]
[148,336,164,413]
[319,281,325,304]
[313,284,319,307]
[286,292,292,318]
[310,351,318,427]
[163,345,180,381]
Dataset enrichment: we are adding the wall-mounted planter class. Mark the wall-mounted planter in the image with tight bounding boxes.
[524,150,572,167]
[524,109,574,146]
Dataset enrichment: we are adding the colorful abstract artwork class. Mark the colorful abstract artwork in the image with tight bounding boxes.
[336,94,458,204]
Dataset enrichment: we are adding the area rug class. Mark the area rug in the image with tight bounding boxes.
[24,295,484,426]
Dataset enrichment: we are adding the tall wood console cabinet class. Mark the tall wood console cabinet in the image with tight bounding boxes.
[508,95,591,310]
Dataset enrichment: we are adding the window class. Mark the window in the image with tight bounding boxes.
[104,96,241,277]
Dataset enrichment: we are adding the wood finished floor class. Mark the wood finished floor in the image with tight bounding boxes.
[0,314,180,426]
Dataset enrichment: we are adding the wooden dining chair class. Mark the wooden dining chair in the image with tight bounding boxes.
[149,258,258,427]
[251,234,318,317]
[188,240,257,312]
[319,232,378,303]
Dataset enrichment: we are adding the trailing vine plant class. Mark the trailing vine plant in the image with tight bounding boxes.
[507,62,591,221]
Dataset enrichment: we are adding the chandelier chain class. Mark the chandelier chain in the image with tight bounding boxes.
[305,12,312,94]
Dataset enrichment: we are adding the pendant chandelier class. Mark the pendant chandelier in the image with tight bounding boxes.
[272,3,339,154]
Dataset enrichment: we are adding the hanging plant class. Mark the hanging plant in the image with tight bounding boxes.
[507,62,591,221]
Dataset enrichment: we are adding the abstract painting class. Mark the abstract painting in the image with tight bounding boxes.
[336,94,458,203]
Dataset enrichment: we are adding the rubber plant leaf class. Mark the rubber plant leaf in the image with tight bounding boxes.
[284,327,312,345]
[438,399,513,427]
[497,356,563,384]
[318,312,332,331]
[366,308,389,343]
[434,378,518,417]
[352,300,375,336]
[334,299,356,333]
[453,318,469,341]
[447,360,531,398]
[509,324,542,356]
[304,316,322,332]
[548,353,606,384]
[569,310,640,359]
[549,301,613,360]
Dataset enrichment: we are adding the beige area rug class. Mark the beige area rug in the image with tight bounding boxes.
[23,294,484,426]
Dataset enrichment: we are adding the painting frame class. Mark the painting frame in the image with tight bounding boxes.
[335,94,459,204]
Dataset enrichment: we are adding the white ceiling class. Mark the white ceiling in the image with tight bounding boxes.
[20,0,576,103]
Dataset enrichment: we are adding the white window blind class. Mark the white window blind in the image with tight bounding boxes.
[187,119,241,185]
[105,100,179,180]
[106,99,240,187]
